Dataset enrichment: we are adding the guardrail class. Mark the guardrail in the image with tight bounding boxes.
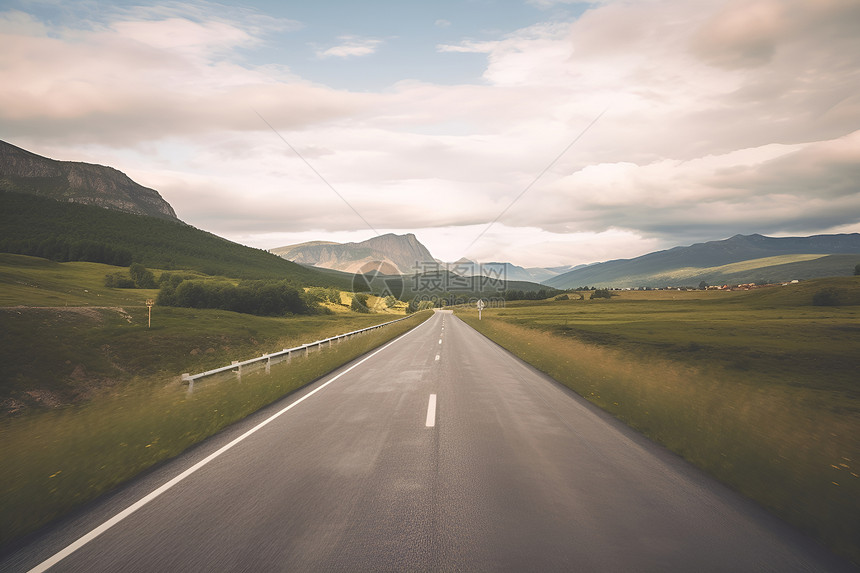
[180,315,414,392]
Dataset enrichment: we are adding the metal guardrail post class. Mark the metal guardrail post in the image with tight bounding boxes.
[181,373,193,394]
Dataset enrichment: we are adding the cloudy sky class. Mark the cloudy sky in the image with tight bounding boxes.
[2,0,859,267]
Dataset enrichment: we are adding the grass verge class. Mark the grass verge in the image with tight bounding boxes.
[456,286,859,566]
[0,310,431,549]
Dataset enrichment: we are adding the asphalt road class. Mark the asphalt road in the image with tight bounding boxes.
[3,310,855,572]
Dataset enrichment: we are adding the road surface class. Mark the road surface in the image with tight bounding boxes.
[2,310,854,572]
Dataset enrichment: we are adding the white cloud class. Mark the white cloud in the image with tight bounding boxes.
[436,40,495,54]
[0,11,371,143]
[316,36,383,59]
[2,0,859,268]
[511,131,860,244]
[447,225,665,268]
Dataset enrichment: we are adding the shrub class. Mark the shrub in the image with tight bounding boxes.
[812,288,839,306]
[307,287,342,305]
[590,289,613,299]
[104,272,135,288]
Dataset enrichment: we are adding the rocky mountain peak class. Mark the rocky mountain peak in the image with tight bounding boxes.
[272,233,437,275]
[0,140,180,221]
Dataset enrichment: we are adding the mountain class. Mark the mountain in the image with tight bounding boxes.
[546,234,860,289]
[0,140,179,221]
[272,233,437,275]
[445,260,548,283]
[523,266,574,283]
[445,259,583,283]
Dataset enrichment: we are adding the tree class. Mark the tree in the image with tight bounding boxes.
[129,263,157,288]
[854,263,860,276]
[307,287,342,305]
[175,281,207,308]
[699,281,709,290]
[351,293,371,313]
[590,289,612,299]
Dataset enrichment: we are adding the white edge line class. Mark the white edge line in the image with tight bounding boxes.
[425,394,437,427]
[28,316,432,573]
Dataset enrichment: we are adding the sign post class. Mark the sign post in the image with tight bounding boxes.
[477,299,485,320]
[146,299,154,328]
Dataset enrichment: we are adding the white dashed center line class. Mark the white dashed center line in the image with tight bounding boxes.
[425,394,437,427]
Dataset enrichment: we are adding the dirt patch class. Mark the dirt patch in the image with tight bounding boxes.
[70,364,88,381]
[24,389,63,409]
[0,397,27,416]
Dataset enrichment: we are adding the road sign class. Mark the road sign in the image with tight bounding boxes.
[477,299,485,320]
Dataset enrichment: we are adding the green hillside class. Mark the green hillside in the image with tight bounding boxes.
[546,233,860,289]
[550,253,860,289]
[629,254,860,288]
[707,254,860,285]
[0,192,349,287]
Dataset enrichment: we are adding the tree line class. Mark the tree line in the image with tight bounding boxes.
[156,274,314,316]
[0,237,132,266]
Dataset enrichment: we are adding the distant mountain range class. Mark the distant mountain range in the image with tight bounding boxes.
[272,234,582,283]
[274,231,860,288]
[545,233,860,289]
[5,140,857,291]
[446,259,582,283]
[0,140,179,221]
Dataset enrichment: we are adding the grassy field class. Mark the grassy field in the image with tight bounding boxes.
[0,253,162,307]
[0,253,432,547]
[0,254,408,414]
[456,278,860,565]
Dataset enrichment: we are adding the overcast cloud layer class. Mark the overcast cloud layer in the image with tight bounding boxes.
[2,0,859,267]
